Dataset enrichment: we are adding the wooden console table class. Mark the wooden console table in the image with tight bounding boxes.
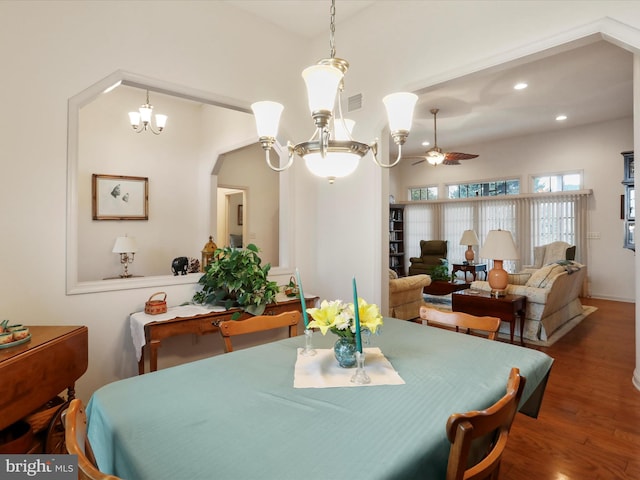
[134,297,316,374]
[0,325,89,431]
[452,290,526,345]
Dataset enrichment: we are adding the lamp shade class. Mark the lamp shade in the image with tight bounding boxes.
[479,230,519,260]
[304,151,359,180]
[302,64,343,114]
[459,230,480,246]
[426,150,445,165]
[155,114,168,130]
[251,101,284,138]
[383,92,418,132]
[112,236,138,254]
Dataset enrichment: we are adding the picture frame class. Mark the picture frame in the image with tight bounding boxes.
[92,174,149,220]
[238,204,243,225]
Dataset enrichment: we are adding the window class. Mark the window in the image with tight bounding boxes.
[409,186,438,201]
[404,191,589,272]
[532,172,582,192]
[447,179,519,199]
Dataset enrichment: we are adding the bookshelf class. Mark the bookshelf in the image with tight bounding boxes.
[389,205,405,276]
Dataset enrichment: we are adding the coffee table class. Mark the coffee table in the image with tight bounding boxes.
[451,289,526,345]
[423,281,470,296]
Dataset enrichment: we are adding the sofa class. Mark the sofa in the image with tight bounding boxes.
[389,269,431,320]
[408,240,448,276]
[470,261,586,342]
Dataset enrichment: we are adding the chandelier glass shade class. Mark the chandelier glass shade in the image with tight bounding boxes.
[128,90,167,135]
[251,0,418,183]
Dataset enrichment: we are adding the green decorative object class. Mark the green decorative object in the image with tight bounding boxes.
[429,258,450,281]
[193,244,279,318]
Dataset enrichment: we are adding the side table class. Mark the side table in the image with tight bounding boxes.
[452,290,526,345]
[451,263,487,282]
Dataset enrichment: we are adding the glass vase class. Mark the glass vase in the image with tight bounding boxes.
[333,336,357,368]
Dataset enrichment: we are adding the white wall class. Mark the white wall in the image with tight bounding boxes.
[391,117,635,301]
[2,1,640,401]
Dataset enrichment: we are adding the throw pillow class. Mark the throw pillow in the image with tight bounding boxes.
[508,273,531,285]
[389,269,399,280]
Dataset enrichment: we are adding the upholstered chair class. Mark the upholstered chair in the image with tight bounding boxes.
[408,240,448,276]
[522,241,576,272]
[389,269,431,320]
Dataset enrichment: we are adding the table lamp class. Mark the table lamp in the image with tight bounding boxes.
[479,229,519,296]
[112,236,138,278]
[459,230,480,263]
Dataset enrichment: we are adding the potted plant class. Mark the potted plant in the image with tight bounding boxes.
[192,244,279,318]
[430,258,451,281]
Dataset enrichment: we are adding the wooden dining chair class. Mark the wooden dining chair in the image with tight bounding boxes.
[445,367,526,480]
[419,306,501,340]
[65,398,122,480]
[218,310,301,353]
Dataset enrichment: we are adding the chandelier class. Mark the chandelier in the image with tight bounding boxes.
[128,90,167,135]
[250,0,417,183]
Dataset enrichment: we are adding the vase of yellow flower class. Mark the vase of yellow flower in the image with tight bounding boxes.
[306,298,384,368]
[333,336,358,368]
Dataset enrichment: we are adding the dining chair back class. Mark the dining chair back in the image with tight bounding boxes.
[65,398,122,480]
[419,306,501,340]
[445,367,526,480]
[218,310,301,353]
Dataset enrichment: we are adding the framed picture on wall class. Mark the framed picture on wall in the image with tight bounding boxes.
[92,174,149,220]
[238,204,243,225]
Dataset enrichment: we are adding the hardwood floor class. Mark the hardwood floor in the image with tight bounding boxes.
[500,298,640,479]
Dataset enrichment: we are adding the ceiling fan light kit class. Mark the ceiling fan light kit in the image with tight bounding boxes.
[251,0,418,183]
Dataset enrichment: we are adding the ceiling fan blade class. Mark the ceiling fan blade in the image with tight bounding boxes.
[444,152,479,161]
[411,158,426,166]
[443,159,461,166]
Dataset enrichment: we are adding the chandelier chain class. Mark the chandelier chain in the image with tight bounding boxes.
[329,0,336,58]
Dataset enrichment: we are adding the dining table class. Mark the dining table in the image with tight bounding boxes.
[86,317,553,480]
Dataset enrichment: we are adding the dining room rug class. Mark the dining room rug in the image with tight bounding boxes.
[421,294,597,347]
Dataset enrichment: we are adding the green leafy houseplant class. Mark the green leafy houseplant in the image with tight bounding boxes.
[193,244,280,318]
[430,258,451,281]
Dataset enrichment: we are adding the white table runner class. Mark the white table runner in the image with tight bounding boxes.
[130,305,225,361]
[293,347,405,388]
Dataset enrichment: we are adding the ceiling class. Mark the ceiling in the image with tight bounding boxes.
[225,2,633,158]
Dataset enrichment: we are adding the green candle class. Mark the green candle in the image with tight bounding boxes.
[353,277,362,353]
[296,268,309,329]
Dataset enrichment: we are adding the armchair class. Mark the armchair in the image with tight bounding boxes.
[389,269,431,320]
[408,240,448,276]
[523,241,576,272]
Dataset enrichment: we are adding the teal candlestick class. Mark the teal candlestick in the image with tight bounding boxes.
[353,277,362,353]
[296,268,309,328]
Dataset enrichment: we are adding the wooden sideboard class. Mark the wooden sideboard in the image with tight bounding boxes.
[136,297,316,374]
[0,325,89,431]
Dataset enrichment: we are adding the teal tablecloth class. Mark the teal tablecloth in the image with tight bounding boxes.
[87,318,553,480]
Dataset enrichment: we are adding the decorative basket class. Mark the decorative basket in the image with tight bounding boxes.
[145,292,167,315]
[23,396,64,434]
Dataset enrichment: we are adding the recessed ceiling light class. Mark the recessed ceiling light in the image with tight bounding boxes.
[421,141,430,147]
[556,115,567,121]
[513,82,528,90]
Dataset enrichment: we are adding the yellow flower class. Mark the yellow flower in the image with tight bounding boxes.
[306,298,383,337]
[306,300,343,335]
[357,298,383,334]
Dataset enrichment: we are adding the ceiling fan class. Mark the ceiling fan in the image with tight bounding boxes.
[408,108,479,166]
